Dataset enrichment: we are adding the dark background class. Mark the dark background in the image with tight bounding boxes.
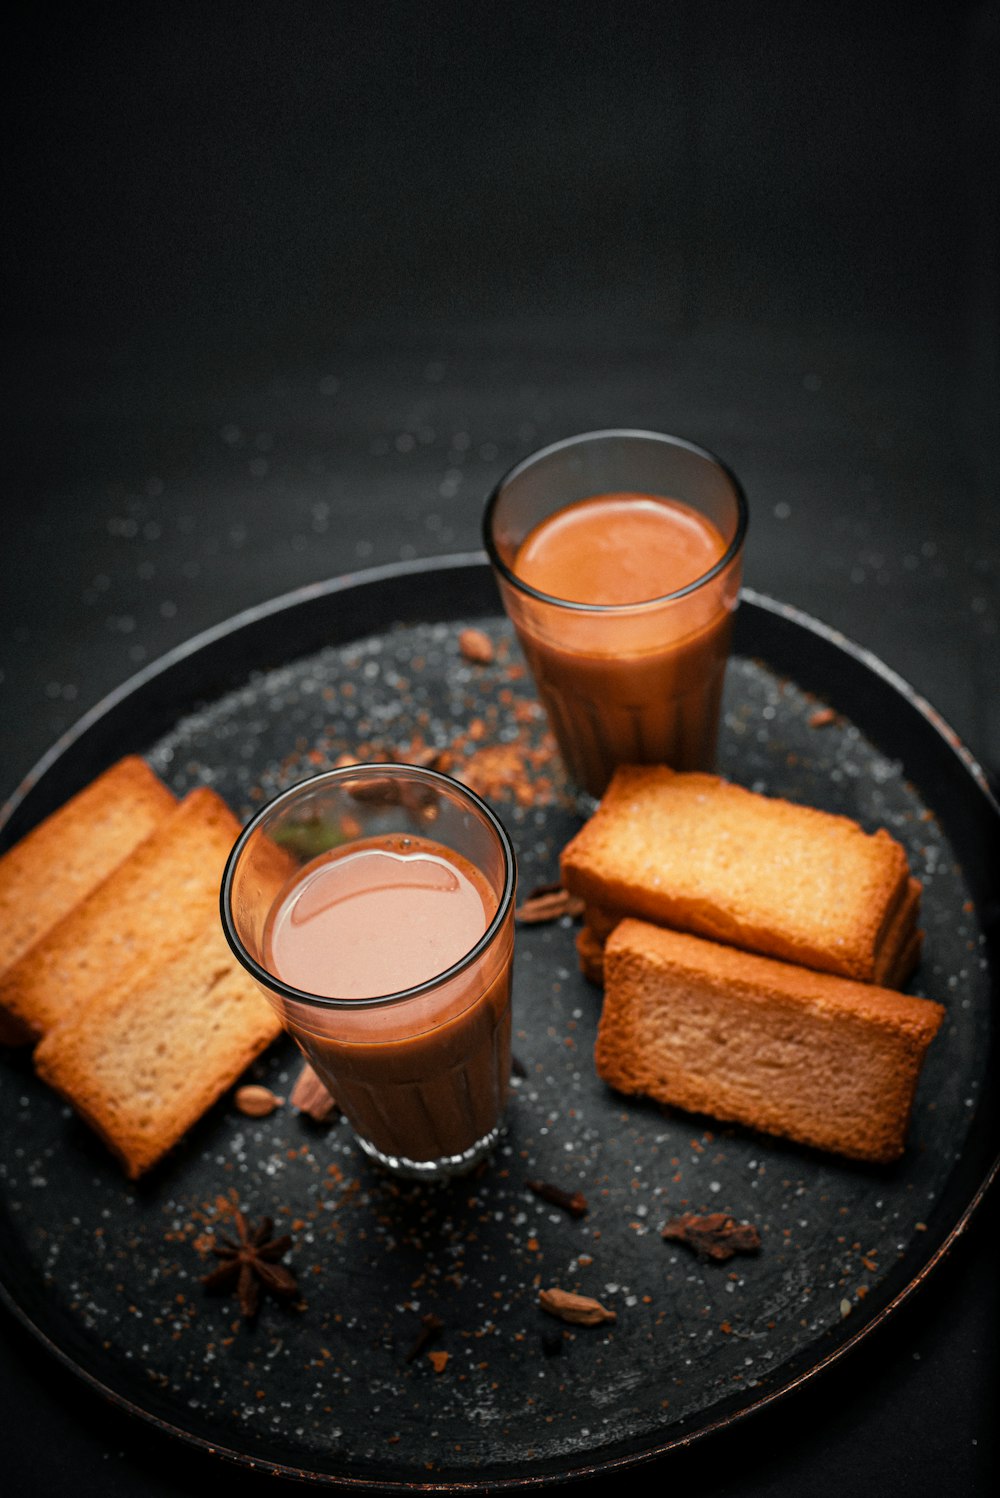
[1,2,997,1493]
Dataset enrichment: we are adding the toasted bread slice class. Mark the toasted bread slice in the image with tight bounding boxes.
[0,757,176,1041]
[0,787,241,1040]
[597,919,944,1163]
[561,766,911,982]
[577,918,924,993]
[34,917,282,1178]
[582,875,924,992]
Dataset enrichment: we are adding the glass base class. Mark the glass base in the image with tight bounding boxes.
[354,1122,503,1181]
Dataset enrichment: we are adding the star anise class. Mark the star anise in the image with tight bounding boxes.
[202,1209,299,1320]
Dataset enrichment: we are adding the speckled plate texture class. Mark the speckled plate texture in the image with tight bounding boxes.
[0,559,997,1490]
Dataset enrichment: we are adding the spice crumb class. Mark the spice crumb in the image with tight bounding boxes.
[539,1287,616,1326]
[458,628,495,665]
[234,1085,283,1117]
[809,706,839,728]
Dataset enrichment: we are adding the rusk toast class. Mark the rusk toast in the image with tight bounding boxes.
[562,766,915,983]
[0,787,242,1040]
[0,756,176,1042]
[597,919,944,1163]
[579,874,924,991]
[34,917,282,1178]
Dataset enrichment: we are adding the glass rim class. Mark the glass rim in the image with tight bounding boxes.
[482,427,749,613]
[219,763,517,1011]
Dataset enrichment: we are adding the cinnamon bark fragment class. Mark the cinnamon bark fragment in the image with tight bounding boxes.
[347,756,442,813]
[515,883,585,925]
[290,1061,339,1121]
[526,1179,589,1218]
[539,1287,616,1326]
[347,776,401,804]
[660,1212,761,1262]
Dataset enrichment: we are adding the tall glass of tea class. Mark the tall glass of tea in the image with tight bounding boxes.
[484,429,748,801]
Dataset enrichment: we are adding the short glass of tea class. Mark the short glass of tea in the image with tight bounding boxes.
[221,764,517,1180]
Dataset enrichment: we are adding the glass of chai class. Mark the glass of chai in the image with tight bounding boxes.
[484,428,749,801]
[221,764,517,1180]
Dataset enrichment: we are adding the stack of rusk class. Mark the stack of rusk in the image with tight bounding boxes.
[0,757,286,1178]
[560,766,945,1163]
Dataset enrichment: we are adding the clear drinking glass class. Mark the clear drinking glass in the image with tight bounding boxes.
[220,764,517,1180]
[483,429,749,800]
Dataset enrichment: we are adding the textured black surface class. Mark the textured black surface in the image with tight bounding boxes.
[0,577,995,1487]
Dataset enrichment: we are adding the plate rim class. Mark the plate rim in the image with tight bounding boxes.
[0,552,997,1490]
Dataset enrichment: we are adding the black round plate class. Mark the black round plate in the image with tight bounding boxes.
[0,555,997,1490]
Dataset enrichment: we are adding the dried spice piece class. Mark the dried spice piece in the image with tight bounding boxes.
[539,1287,616,1326]
[347,775,404,805]
[403,745,449,772]
[234,1085,283,1117]
[527,1179,589,1218]
[660,1212,761,1262]
[348,769,437,815]
[405,1311,445,1363]
[515,883,585,925]
[458,628,495,665]
[202,1210,299,1320]
[290,1061,339,1122]
[541,1330,564,1358]
[808,706,839,729]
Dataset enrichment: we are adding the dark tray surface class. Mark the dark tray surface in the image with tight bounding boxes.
[0,559,996,1489]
